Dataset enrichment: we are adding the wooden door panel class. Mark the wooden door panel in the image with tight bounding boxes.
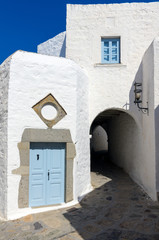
[29,143,65,207]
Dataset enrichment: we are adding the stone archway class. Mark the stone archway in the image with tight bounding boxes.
[90,108,141,185]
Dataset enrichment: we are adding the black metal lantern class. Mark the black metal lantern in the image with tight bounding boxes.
[134,82,148,114]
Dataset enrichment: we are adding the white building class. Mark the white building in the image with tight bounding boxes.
[1,2,159,220]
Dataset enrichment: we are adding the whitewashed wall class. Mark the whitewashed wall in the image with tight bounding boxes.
[140,43,156,200]
[2,2,159,220]
[0,58,11,219]
[66,2,159,122]
[37,32,66,57]
[108,111,153,198]
[154,38,159,194]
[6,51,89,219]
[66,3,159,200]
[75,67,91,198]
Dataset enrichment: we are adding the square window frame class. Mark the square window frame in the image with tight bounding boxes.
[101,37,120,64]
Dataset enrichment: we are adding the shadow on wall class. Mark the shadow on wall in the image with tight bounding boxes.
[63,160,154,240]
[128,40,158,200]
[60,34,66,57]
[129,40,154,115]
[90,108,141,184]
[129,62,143,113]
[107,111,140,176]
[62,41,158,240]
[155,105,159,193]
[90,125,108,169]
[91,125,108,152]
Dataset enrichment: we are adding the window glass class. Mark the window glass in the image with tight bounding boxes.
[104,49,109,54]
[104,56,109,61]
[104,42,109,47]
[101,38,120,64]
[112,48,117,54]
[112,41,117,47]
[112,55,117,61]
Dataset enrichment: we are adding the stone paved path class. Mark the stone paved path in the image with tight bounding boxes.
[1,160,159,240]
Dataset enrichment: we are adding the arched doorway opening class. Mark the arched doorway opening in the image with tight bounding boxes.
[90,108,140,179]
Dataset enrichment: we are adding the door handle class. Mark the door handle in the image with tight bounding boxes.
[48,171,50,181]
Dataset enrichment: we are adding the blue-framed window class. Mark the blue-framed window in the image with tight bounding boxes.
[101,38,120,64]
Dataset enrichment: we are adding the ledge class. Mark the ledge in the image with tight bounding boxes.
[94,63,127,68]
[12,166,29,175]
[22,128,73,143]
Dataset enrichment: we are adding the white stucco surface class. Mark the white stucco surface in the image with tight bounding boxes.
[75,65,91,198]
[37,31,66,57]
[6,50,90,219]
[140,42,156,199]
[108,110,155,199]
[154,38,159,193]
[66,2,159,200]
[2,1,159,220]
[0,58,11,219]
[66,2,159,122]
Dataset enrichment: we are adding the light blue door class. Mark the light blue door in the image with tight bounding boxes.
[29,142,65,207]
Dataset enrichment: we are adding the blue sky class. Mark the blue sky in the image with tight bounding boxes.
[0,0,157,64]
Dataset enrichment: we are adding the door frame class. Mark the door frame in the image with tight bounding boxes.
[29,142,66,207]
[12,128,76,208]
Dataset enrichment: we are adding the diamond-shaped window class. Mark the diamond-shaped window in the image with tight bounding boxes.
[32,94,67,128]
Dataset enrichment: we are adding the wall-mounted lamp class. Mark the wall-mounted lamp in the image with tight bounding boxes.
[134,82,148,114]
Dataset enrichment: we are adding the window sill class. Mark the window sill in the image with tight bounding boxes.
[94,63,127,68]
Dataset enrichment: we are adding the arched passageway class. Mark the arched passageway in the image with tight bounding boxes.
[90,109,140,179]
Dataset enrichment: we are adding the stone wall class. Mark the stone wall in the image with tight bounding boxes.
[0,57,11,218]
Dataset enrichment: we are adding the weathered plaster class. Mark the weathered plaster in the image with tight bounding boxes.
[0,57,11,219]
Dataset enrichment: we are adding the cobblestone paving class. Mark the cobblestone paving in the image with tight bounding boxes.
[1,160,159,240]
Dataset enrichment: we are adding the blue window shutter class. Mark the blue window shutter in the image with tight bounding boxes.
[101,38,120,64]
